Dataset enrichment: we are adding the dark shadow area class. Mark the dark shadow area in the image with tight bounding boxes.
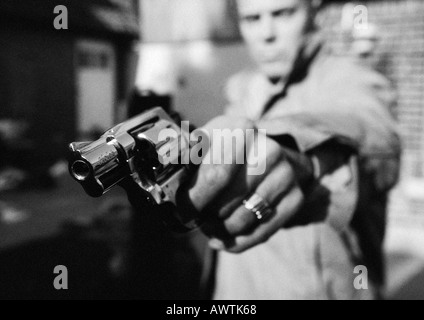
[0,236,113,300]
[0,201,204,300]
[0,0,139,39]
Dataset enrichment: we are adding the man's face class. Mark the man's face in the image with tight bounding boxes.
[237,0,313,81]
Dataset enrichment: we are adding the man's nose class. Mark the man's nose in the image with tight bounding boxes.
[260,15,276,43]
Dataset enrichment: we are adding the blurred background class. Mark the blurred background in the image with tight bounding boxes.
[0,0,424,299]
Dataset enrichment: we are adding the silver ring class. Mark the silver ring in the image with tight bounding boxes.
[242,193,274,222]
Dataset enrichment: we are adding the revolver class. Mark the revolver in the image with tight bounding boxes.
[68,107,202,230]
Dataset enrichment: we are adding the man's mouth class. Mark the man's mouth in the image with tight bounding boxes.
[257,51,286,63]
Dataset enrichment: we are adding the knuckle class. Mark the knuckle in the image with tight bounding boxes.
[235,118,254,131]
[214,116,254,132]
[257,232,271,245]
[266,137,282,154]
[225,221,241,235]
[292,186,305,204]
[226,214,249,235]
[282,161,296,180]
[285,186,305,213]
[228,247,243,254]
[203,164,231,188]
[207,115,253,131]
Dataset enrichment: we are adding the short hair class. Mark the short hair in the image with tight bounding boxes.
[232,0,322,13]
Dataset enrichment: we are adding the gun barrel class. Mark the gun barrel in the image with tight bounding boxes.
[68,138,128,197]
[70,160,91,181]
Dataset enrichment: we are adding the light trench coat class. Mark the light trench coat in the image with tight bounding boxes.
[210,38,401,300]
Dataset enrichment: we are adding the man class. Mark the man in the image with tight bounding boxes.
[179,0,400,299]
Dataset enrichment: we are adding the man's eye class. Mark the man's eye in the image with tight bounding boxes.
[241,15,260,23]
[272,8,296,18]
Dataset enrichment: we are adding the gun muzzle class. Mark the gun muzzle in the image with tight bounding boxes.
[70,160,91,181]
[69,138,129,197]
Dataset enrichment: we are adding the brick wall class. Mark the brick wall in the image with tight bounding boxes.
[319,0,424,222]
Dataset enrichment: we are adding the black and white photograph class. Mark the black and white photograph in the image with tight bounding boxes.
[0,0,423,303]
